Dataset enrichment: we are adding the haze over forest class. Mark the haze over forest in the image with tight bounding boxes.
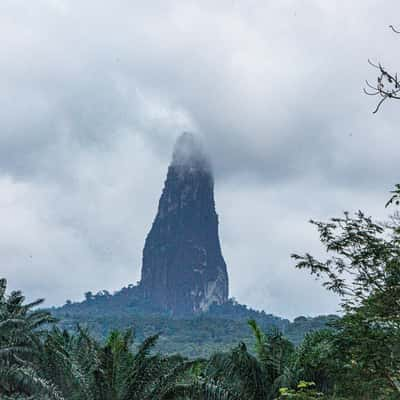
[1,1,400,318]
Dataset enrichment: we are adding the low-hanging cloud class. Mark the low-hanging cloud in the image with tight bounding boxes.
[1,0,399,318]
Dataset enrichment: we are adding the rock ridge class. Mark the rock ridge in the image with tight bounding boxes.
[140,133,229,314]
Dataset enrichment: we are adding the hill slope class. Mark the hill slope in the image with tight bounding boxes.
[51,286,338,358]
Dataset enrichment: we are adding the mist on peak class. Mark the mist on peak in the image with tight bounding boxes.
[171,132,211,173]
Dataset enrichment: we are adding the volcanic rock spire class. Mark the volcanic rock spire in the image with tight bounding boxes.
[140,133,229,314]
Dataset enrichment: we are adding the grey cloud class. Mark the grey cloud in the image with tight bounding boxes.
[0,0,400,318]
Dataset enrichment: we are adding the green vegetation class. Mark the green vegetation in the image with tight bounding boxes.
[292,206,400,398]
[2,192,399,399]
[52,297,336,358]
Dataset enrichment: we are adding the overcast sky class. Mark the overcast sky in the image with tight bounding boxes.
[1,0,400,319]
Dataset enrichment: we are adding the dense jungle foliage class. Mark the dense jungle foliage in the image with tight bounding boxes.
[1,187,400,399]
[51,294,337,358]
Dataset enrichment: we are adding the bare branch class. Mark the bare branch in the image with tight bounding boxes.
[389,25,400,34]
[368,58,380,69]
[373,96,388,114]
[363,88,380,96]
[365,26,400,112]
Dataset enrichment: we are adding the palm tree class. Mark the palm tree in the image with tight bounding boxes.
[248,319,297,396]
[170,320,296,400]
[41,325,195,400]
[0,277,198,400]
[0,277,63,399]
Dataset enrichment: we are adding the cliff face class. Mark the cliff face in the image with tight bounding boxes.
[140,133,229,314]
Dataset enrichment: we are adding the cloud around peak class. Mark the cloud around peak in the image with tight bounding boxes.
[0,0,399,317]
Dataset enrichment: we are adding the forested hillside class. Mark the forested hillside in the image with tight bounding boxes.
[52,294,337,357]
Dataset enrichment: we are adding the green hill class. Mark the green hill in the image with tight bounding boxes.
[51,286,338,358]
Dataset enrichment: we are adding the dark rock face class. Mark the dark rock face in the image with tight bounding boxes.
[140,133,229,314]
